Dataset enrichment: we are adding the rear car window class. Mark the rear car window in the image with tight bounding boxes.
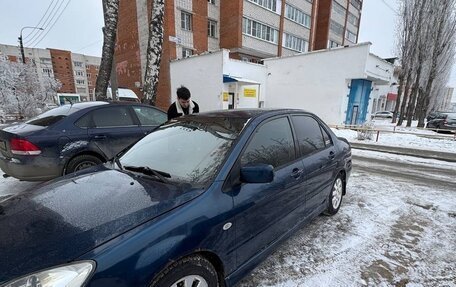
[26,105,79,127]
[92,106,136,127]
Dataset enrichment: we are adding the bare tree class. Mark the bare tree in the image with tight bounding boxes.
[143,0,165,106]
[95,0,119,101]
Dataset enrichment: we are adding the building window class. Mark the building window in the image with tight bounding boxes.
[285,4,311,29]
[330,20,344,37]
[328,40,341,48]
[242,17,279,44]
[42,68,53,76]
[345,30,357,42]
[248,0,278,13]
[87,73,92,78]
[208,19,217,38]
[208,0,215,4]
[73,61,84,67]
[332,0,346,17]
[76,79,85,85]
[181,11,192,31]
[182,48,193,58]
[283,33,309,52]
[348,12,359,26]
[75,70,85,77]
[350,0,361,10]
[77,87,87,93]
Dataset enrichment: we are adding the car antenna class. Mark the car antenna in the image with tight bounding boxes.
[65,96,74,106]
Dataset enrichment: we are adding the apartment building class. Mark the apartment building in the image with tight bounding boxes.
[115,0,363,109]
[0,44,100,101]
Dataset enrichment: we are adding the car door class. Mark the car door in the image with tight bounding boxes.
[229,116,305,267]
[291,115,338,216]
[131,105,168,135]
[87,106,143,159]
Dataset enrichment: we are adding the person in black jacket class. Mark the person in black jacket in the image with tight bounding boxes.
[167,86,200,120]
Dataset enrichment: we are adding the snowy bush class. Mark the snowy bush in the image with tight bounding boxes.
[0,56,61,119]
[356,122,374,140]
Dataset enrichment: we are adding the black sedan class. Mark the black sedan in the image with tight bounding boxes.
[0,109,352,287]
[0,101,167,181]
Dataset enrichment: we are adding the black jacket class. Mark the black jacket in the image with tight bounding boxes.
[167,101,199,120]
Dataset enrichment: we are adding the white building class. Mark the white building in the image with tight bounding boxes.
[170,42,395,125]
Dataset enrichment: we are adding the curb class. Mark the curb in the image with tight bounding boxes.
[350,142,456,163]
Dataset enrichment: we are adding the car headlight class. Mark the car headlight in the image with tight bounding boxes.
[2,261,95,287]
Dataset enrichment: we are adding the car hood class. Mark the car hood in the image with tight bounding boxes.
[0,167,204,283]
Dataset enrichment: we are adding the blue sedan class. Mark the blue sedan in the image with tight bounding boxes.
[0,109,352,287]
[0,101,167,181]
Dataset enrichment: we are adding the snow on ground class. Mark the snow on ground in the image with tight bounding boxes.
[331,120,456,153]
[239,152,456,287]
[0,173,40,200]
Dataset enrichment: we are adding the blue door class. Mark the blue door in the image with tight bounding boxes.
[345,79,372,125]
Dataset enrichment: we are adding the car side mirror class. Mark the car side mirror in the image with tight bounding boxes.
[240,164,274,184]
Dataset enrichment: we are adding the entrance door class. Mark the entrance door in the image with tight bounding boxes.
[228,93,235,109]
[350,105,359,125]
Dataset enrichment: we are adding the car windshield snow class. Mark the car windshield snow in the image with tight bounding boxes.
[119,116,248,187]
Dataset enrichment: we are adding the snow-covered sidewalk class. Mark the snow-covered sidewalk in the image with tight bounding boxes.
[331,119,456,154]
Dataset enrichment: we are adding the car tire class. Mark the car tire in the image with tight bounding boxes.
[65,154,103,175]
[324,174,344,216]
[150,255,219,287]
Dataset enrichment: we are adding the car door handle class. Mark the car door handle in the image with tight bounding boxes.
[291,168,303,179]
[94,135,107,140]
[329,151,335,160]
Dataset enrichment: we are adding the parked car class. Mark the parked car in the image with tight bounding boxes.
[426,111,456,122]
[373,111,394,118]
[0,109,352,287]
[426,112,456,132]
[0,101,167,181]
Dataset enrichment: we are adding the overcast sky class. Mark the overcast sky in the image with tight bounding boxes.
[0,0,455,96]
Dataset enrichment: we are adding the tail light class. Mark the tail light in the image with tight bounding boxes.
[10,138,41,155]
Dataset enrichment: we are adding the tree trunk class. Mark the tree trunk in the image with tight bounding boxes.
[405,65,422,127]
[397,72,412,126]
[143,0,165,106]
[392,73,404,124]
[95,0,119,101]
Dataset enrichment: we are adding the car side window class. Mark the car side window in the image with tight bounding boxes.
[291,115,326,157]
[321,126,333,147]
[92,107,136,128]
[133,106,167,126]
[241,117,295,168]
[75,113,92,128]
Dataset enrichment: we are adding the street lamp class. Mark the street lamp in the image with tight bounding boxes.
[18,26,44,64]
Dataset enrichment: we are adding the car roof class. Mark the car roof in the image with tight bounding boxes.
[60,101,165,111]
[186,108,308,120]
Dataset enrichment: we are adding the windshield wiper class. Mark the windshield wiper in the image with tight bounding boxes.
[123,165,171,183]
[114,156,123,170]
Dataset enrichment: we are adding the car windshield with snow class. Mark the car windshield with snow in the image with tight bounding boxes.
[0,109,352,287]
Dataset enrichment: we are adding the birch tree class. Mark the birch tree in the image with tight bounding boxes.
[143,0,165,106]
[95,0,119,101]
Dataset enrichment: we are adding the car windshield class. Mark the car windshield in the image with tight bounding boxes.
[119,116,248,187]
[26,105,80,126]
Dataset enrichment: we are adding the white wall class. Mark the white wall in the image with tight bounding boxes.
[366,54,393,84]
[264,44,371,125]
[170,51,224,112]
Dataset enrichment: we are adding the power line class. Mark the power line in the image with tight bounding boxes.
[74,40,102,53]
[25,0,63,45]
[23,0,57,40]
[31,0,72,48]
[381,0,399,15]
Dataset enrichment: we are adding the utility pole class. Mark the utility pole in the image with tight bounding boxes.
[19,26,44,64]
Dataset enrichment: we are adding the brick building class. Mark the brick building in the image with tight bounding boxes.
[0,44,101,101]
[115,0,363,110]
